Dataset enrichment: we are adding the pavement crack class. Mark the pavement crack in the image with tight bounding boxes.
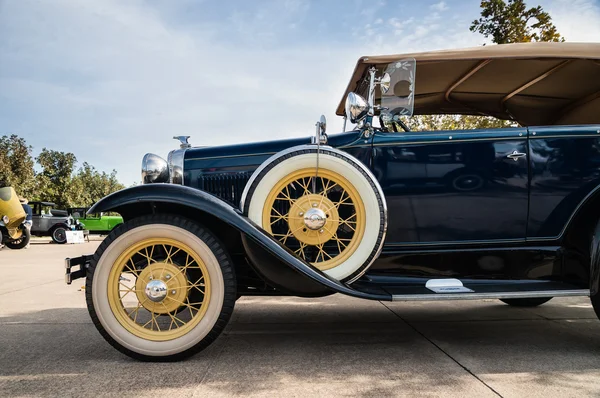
[0,279,64,296]
[380,301,504,398]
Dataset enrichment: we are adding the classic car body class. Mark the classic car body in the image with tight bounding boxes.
[30,201,77,244]
[0,187,30,249]
[65,42,600,361]
[69,207,122,234]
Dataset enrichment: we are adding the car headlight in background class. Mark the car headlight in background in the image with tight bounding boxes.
[141,153,170,184]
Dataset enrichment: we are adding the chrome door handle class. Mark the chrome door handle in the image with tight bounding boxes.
[506,150,526,161]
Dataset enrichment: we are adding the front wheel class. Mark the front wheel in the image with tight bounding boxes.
[5,225,30,249]
[86,214,236,361]
[500,297,552,307]
[51,226,68,244]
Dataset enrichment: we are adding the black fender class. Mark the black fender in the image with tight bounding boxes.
[50,223,71,232]
[88,184,389,300]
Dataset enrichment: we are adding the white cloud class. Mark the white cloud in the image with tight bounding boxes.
[430,1,449,12]
[0,0,355,184]
[545,0,600,42]
[1,0,598,186]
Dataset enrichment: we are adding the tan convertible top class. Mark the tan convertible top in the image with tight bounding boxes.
[336,42,600,126]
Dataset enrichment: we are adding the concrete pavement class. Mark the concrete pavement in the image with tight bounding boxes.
[1,239,600,397]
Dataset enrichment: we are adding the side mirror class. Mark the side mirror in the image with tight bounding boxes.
[379,73,391,94]
[319,115,326,135]
[345,92,369,124]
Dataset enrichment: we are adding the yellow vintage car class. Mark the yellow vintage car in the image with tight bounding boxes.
[0,187,30,249]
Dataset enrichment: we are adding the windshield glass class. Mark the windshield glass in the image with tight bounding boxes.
[380,58,416,119]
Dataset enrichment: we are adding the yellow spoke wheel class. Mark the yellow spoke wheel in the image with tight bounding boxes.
[107,237,211,342]
[262,168,366,271]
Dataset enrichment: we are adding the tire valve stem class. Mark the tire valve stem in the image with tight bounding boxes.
[171,290,176,295]
[319,229,324,234]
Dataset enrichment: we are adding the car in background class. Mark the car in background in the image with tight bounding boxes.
[69,208,123,234]
[30,201,83,244]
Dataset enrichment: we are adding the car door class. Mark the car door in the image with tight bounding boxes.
[371,127,529,245]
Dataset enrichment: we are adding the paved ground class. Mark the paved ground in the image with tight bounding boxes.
[1,238,600,397]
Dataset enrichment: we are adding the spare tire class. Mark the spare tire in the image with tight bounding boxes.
[242,146,386,283]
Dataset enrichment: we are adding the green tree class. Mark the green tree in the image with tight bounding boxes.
[35,148,77,208]
[407,115,516,131]
[470,0,564,44]
[70,162,125,206]
[0,134,36,197]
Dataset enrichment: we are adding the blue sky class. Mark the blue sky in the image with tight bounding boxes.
[1,0,599,184]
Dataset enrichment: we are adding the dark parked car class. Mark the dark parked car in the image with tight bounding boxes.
[65,42,600,361]
[30,201,81,244]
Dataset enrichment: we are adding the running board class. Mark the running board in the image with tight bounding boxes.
[349,276,590,302]
[391,289,589,302]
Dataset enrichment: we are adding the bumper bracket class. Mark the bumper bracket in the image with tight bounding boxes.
[65,255,92,285]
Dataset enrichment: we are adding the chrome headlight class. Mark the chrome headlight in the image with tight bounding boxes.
[167,149,185,185]
[141,153,169,184]
[345,92,369,124]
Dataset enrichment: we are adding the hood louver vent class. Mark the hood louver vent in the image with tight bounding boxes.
[199,172,252,206]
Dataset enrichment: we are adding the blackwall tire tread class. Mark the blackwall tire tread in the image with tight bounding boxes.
[85,214,236,362]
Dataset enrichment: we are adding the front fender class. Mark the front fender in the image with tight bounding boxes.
[89,185,389,300]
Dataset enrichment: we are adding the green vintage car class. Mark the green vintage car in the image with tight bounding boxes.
[68,208,123,234]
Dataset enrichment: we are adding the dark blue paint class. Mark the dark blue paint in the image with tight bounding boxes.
[527,125,600,238]
[371,128,529,243]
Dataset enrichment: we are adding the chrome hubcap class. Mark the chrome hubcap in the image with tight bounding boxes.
[303,208,327,230]
[144,279,168,302]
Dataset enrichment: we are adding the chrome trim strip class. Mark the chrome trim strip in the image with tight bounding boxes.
[392,289,589,302]
[372,136,526,147]
[239,144,388,284]
[529,133,600,140]
[185,151,276,162]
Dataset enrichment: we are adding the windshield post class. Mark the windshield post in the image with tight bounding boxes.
[367,66,377,117]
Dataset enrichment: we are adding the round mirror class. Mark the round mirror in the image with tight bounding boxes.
[345,92,369,124]
[380,73,391,94]
[319,115,327,134]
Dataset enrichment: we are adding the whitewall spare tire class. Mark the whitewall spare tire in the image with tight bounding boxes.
[242,146,386,283]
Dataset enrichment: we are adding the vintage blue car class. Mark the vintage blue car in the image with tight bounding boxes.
[66,42,600,361]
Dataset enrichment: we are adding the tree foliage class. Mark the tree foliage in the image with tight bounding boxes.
[406,115,515,131]
[470,0,564,44]
[0,135,125,209]
[409,0,564,130]
[0,135,36,198]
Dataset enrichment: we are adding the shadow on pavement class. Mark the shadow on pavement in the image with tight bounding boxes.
[1,301,600,397]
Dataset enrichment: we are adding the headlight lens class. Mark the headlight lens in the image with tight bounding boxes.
[142,153,170,184]
[1,215,8,224]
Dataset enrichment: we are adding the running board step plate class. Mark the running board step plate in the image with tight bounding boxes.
[391,289,589,301]
[425,278,473,294]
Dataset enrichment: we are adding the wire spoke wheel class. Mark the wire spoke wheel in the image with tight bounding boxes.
[245,148,386,282]
[263,168,366,271]
[107,237,211,341]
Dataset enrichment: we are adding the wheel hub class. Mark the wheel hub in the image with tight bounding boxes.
[144,279,168,302]
[134,262,189,314]
[303,207,327,230]
[287,194,339,245]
